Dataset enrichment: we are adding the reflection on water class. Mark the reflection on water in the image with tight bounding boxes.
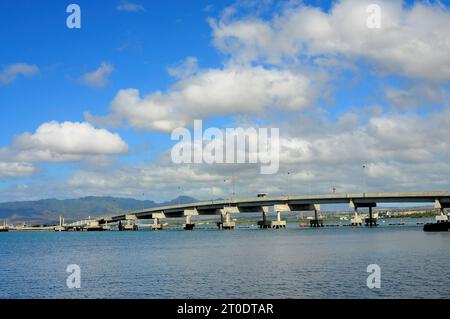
[0,221,449,299]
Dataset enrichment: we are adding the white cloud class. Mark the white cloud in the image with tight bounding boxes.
[167,57,200,79]
[116,1,145,12]
[86,65,317,132]
[384,83,445,111]
[210,0,450,82]
[10,121,128,162]
[0,63,39,85]
[20,104,444,201]
[278,109,450,167]
[81,62,114,87]
[4,0,450,201]
[0,162,35,177]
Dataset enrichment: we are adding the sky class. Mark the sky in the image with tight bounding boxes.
[1,0,450,203]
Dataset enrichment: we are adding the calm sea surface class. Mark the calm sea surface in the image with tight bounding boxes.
[0,220,449,299]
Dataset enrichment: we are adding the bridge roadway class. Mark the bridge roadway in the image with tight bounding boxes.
[97,191,450,230]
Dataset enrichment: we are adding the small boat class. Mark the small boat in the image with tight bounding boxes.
[423,214,450,232]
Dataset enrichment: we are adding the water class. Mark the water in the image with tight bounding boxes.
[0,220,449,299]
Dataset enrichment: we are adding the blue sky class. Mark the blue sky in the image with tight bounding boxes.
[0,0,222,143]
[1,0,450,202]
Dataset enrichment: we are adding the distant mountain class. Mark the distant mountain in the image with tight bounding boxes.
[0,195,198,225]
[160,195,202,206]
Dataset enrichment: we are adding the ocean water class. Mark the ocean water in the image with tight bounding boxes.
[0,221,449,299]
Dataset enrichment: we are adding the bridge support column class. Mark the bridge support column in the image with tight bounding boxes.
[367,206,377,227]
[183,215,194,230]
[434,199,450,223]
[257,206,271,229]
[183,209,198,230]
[151,212,165,230]
[310,207,323,228]
[350,207,362,226]
[350,200,376,227]
[124,214,138,231]
[217,207,238,230]
[152,218,162,230]
[272,205,287,229]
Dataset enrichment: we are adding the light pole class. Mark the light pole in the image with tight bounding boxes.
[224,169,236,201]
[287,171,291,196]
[362,164,367,193]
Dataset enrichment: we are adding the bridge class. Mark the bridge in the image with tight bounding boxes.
[96,191,450,230]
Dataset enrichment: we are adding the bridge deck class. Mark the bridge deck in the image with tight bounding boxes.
[100,191,450,222]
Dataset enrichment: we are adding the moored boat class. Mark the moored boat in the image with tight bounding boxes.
[423,213,450,232]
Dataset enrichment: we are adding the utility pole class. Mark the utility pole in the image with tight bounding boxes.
[362,164,367,193]
[231,169,236,199]
[287,171,291,196]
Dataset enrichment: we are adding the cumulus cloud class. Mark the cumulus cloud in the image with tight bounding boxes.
[279,113,448,166]
[9,121,128,162]
[85,0,450,135]
[3,0,450,201]
[85,65,317,132]
[0,162,35,177]
[0,63,39,85]
[384,83,446,111]
[31,105,450,201]
[167,57,200,79]
[81,62,114,87]
[116,1,145,12]
[210,0,450,82]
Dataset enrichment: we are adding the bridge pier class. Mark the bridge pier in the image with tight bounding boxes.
[435,199,450,220]
[272,205,287,229]
[272,211,286,229]
[217,207,238,230]
[183,209,198,230]
[152,218,163,230]
[151,212,165,230]
[365,206,377,227]
[350,208,362,226]
[183,214,195,230]
[350,200,376,226]
[124,220,138,231]
[124,214,138,231]
[310,208,323,228]
[257,207,271,229]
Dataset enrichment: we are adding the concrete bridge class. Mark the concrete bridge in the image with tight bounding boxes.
[97,191,450,230]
